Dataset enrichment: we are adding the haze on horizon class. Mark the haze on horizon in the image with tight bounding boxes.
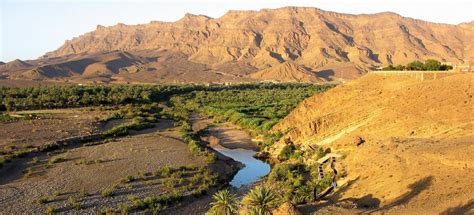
[1,0,473,62]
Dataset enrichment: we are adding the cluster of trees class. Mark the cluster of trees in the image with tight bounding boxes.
[0,83,334,112]
[381,59,453,71]
[169,83,335,133]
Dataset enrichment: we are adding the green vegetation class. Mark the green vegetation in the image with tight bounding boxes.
[206,189,239,215]
[52,191,61,197]
[242,186,279,215]
[168,83,334,133]
[48,155,65,164]
[381,59,453,71]
[23,167,33,177]
[79,189,89,197]
[278,144,302,161]
[266,160,333,205]
[36,196,49,204]
[46,205,56,215]
[101,186,117,198]
[67,196,81,210]
[99,165,219,213]
[0,113,37,122]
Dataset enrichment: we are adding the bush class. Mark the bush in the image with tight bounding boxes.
[242,186,279,214]
[278,144,301,161]
[46,206,56,215]
[37,196,48,204]
[101,186,116,198]
[206,189,238,215]
[68,196,81,210]
[48,156,65,164]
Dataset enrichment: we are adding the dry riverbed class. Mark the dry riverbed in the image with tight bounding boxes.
[0,110,240,214]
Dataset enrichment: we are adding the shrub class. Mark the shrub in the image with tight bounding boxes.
[46,205,56,215]
[160,166,173,177]
[242,186,279,214]
[98,207,116,215]
[68,196,81,210]
[206,189,238,215]
[48,156,65,164]
[79,189,89,197]
[101,186,115,198]
[31,157,39,164]
[24,167,33,177]
[37,196,48,204]
[279,143,304,161]
[52,191,61,197]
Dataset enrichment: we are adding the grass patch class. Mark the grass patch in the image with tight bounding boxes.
[67,196,81,210]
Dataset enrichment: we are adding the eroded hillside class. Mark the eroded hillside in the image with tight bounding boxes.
[271,73,474,213]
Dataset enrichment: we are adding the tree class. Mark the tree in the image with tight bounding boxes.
[381,65,396,71]
[440,64,453,71]
[242,186,279,215]
[423,59,442,71]
[394,64,406,71]
[406,60,424,70]
[206,189,238,215]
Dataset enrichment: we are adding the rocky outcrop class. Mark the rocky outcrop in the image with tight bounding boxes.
[250,62,324,82]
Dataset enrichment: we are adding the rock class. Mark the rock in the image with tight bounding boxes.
[254,151,270,159]
[272,202,302,215]
[355,136,365,146]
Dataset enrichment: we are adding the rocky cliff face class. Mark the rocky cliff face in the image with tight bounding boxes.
[2,7,473,84]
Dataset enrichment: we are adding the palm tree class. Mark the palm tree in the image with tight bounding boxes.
[206,189,238,215]
[243,186,279,215]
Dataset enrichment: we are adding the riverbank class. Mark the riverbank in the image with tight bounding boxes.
[191,114,271,188]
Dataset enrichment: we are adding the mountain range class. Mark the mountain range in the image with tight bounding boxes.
[1,7,473,84]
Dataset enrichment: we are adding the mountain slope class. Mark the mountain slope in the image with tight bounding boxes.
[45,7,473,67]
[270,73,474,213]
[2,7,473,84]
[0,59,32,72]
[250,62,323,82]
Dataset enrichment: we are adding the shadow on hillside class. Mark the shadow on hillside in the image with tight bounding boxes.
[315,69,335,81]
[299,176,434,214]
[440,199,474,215]
[369,176,433,213]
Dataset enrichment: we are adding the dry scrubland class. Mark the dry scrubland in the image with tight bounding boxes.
[0,110,237,214]
[272,73,474,214]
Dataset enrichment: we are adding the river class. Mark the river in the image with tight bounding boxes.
[191,114,271,188]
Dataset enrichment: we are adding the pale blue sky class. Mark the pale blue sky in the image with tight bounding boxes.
[1,0,472,62]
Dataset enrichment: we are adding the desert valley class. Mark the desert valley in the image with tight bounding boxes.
[0,4,473,215]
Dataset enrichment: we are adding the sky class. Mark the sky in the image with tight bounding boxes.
[0,0,473,62]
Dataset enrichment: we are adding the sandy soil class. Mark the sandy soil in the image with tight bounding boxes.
[191,114,259,151]
[0,109,106,149]
[0,120,218,213]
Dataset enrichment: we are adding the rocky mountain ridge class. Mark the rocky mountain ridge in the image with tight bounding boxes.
[1,7,472,84]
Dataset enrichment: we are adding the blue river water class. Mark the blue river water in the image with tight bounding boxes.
[211,145,271,188]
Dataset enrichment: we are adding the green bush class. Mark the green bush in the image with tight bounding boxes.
[101,186,116,198]
[68,196,81,210]
[36,196,48,204]
[242,186,279,214]
[206,189,238,215]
